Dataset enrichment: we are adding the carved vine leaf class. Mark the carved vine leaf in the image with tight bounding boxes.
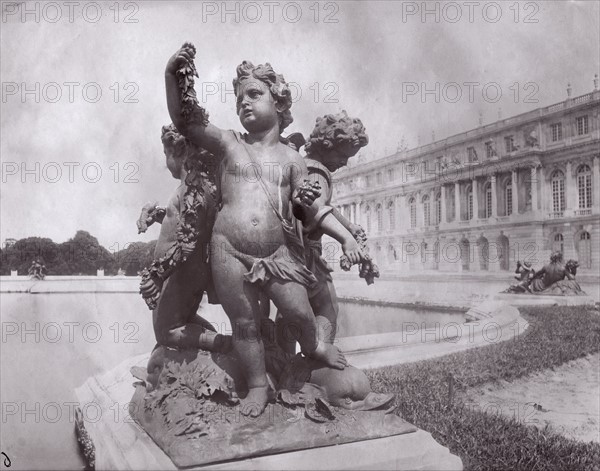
[144,356,239,436]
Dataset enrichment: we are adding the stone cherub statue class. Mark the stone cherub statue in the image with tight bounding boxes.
[277,111,379,354]
[136,124,231,354]
[127,42,408,466]
[162,42,374,416]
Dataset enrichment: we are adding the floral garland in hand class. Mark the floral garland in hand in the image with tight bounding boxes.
[339,228,380,285]
[178,42,209,127]
[139,42,215,310]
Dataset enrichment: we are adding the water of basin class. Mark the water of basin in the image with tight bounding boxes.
[336,299,467,338]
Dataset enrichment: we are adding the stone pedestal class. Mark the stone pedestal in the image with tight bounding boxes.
[75,355,463,471]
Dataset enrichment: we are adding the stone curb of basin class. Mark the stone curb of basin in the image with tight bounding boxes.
[339,298,527,370]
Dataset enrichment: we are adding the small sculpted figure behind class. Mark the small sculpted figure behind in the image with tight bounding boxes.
[277,111,375,353]
[137,125,230,362]
[164,44,362,416]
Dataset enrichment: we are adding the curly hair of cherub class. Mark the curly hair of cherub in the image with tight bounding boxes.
[304,110,369,156]
[160,124,212,162]
[232,61,293,132]
[161,123,186,150]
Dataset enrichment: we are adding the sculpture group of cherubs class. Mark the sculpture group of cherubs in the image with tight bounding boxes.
[504,252,585,296]
[135,42,383,420]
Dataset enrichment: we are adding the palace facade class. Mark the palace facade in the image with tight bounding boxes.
[331,85,600,273]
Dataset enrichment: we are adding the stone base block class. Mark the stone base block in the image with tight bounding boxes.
[75,355,462,471]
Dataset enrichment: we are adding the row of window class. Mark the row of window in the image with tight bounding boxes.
[365,169,396,188]
[380,230,593,270]
[360,164,593,232]
[360,116,591,188]
[551,115,589,142]
[551,165,593,212]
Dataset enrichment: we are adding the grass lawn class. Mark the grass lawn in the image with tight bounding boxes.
[367,306,600,471]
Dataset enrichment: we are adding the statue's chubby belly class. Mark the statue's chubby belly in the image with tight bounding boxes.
[212,205,286,258]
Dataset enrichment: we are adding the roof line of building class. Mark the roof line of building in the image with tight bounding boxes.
[339,89,600,177]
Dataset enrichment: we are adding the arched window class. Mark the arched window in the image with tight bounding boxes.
[365,206,371,233]
[497,233,510,270]
[466,185,473,220]
[505,180,513,216]
[387,201,395,231]
[422,195,431,226]
[553,233,564,253]
[434,192,441,225]
[551,170,565,212]
[376,204,383,233]
[577,165,592,209]
[484,182,493,218]
[409,198,416,228]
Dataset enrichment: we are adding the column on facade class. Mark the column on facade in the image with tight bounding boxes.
[565,160,576,212]
[491,175,497,217]
[530,166,538,215]
[426,188,432,227]
[454,182,461,221]
[472,234,480,272]
[440,185,447,224]
[394,196,402,230]
[538,166,546,215]
[593,156,600,210]
[472,178,479,219]
[511,169,518,215]
[352,203,357,224]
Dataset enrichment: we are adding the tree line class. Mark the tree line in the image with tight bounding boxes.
[0,231,156,276]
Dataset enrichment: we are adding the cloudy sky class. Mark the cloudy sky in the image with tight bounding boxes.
[1,0,598,249]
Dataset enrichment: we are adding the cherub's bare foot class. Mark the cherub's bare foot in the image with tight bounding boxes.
[239,385,269,417]
[309,341,347,370]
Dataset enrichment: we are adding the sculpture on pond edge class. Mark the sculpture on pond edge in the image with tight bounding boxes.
[28,260,46,280]
[503,252,586,296]
[125,43,404,465]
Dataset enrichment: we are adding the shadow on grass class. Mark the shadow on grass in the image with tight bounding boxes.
[367,306,600,471]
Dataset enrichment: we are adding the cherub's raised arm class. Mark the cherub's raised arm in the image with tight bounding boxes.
[165,43,229,155]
